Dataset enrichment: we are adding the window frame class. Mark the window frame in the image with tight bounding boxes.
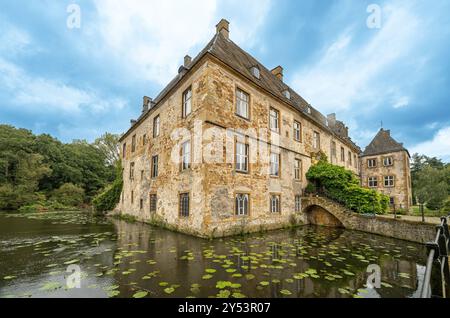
[149,193,157,214]
[180,140,191,171]
[270,194,281,214]
[129,162,135,180]
[153,115,160,138]
[295,195,302,213]
[179,192,190,218]
[367,158,377,168]
[235,141,249,173]
[270,152,280,177]
[313,131,320,149]
[383,156,394,167]
[384,175,395,188]
[368,176,378,188]
[293,120,302,142]
[131,135,136,152]
[122,143,127,159]
[294,158,302,181]
[235,193,250,216]
[235,88,250,120]
[269,107,280,133]
[182,86,192,118]
[151,155,159,178]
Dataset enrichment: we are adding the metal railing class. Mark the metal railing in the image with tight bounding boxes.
[420,216,450,298]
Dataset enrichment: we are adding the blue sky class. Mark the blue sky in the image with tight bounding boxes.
[1,0,449,161]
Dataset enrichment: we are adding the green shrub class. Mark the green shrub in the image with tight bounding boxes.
[18,201,74,213]
[51,183,85,207]
[442,197,450,214]
[306,160,389,215]
[92,161,123,213]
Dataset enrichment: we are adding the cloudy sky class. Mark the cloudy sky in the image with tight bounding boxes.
[1,0,449,161]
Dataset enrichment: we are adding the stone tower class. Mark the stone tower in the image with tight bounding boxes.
[360,129,413,212]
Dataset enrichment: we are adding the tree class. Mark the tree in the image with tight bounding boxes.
[415,166,448,210]
[51,183,85,207]
[93,133,121,167]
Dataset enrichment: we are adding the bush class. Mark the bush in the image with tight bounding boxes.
[306,159,389,215]
[51,183,85,207]
[442,197,450,214]
[18,201,74,213]
[92,160,123,213]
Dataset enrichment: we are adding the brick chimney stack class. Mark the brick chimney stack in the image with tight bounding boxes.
[216,19,230,39]
[271,66,283,81]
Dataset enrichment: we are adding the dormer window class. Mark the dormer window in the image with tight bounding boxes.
[250,66,260,79]
[283,89,290,99]
[307,107,311,114]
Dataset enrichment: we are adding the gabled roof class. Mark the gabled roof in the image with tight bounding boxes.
[361,129,409,157]
[121,31,360,152]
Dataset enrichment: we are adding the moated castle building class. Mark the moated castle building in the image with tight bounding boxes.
[116,19,412,237]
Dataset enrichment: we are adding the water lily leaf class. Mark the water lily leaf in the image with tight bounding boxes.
[164,287,175,294]
[3,276,16,280]
[107,290,120,297]
[64,259,79,265]
[280,289,292,296]
[232,292,246,298]
[205,268,216,273]
[216,290,231,298]
[132,291,148,298]
[381,282,393,288]
[158,282,169,287]
[245,274,255,280]
[259,281,269,286]
[202,274,213,280]
[40,282,61,291]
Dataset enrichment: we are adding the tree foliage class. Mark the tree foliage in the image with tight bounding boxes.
[0,125,118,210]
[92,160,123,213]
[411,153,449,210]
[306,157,389,214]
[51,183,85,207]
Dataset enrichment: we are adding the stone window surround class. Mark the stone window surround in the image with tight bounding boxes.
[180,139,192,172]
[151,155,159,178]
[129,162,135,180]
[313,131,321,149]
[234,192,250,216]
[367,158,377,168]
[368,176,378,188]
[340,146,345,162]
[235,138,250,174]
[131,134,136,153]
[294,158,302,181]
[384,175,395,188]
[269,107,280,133]
[235,86,251,121]
[295,195,302,213]
[383,156,394,167]
[182,85,193,118]
[270,193,281,214]
[270,152,281,178]
[348,150,352,166]
[179,192,190,218]
[149,193,157,214]
[122,142,126,159]
[293,120,302,142]
[153,115,160,138]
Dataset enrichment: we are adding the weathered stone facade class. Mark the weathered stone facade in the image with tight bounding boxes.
[359,129,413,211]
[116,20,362,238]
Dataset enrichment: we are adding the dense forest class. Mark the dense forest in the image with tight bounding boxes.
[0,125,120,212]
[0,124,449,213]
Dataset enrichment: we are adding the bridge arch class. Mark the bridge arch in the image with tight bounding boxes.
[301,196,348,228]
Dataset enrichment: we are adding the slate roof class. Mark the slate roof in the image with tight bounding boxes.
[121,31,360,152]
[361,129,409,157]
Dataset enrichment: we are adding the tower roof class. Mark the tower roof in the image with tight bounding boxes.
[361,128,409,157]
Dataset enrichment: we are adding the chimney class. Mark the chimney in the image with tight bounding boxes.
[184,55,192,67]
[130,119,137,126]
[271,66,283,81]
[216,19,230,39]
[327,113,336,127]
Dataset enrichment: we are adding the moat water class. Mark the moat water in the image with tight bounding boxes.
[0,211,428,298]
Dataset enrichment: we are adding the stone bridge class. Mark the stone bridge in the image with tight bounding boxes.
[300,196,436,244]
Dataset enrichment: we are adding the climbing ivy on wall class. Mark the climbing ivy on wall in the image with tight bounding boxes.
[306,156,389,215]
[92,160,123,213]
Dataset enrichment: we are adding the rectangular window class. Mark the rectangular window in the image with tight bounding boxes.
[182,87,192,118]
[143,134,147,146]
[153,115,160,137]
[236,89,249,119]
[348,151,352,166]
[384,176,395,187]
[131,190,134,204]
[122,143,126,158]
[151,155,158,178]
[235,193,249,216]
[341,147,345,162]
[140,198,143,210]
[313,131,320,149]
[390,197,395,205]
[181,141,191,171]
[140,170,144,180]
[270,195,281,213]
[294,159,302,181]
[131,135,136,152]
[270,153,280,177]
[368,159,377,168]
[295,195,302,213]
[129,162,135,180]
[354,154,357,168]
[383,157,393,166]
[293,121,302,142]
[368,177,378,188]
[150,194,157,214]
[269,108,280,133]
[236,142,249,173]
[179,193,190,217]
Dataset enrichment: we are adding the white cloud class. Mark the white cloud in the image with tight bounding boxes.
[0,57,126,114]
[392,96,409,109]
[410,126,450,161]
[291,2,422,114]
[89,0,272,85]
